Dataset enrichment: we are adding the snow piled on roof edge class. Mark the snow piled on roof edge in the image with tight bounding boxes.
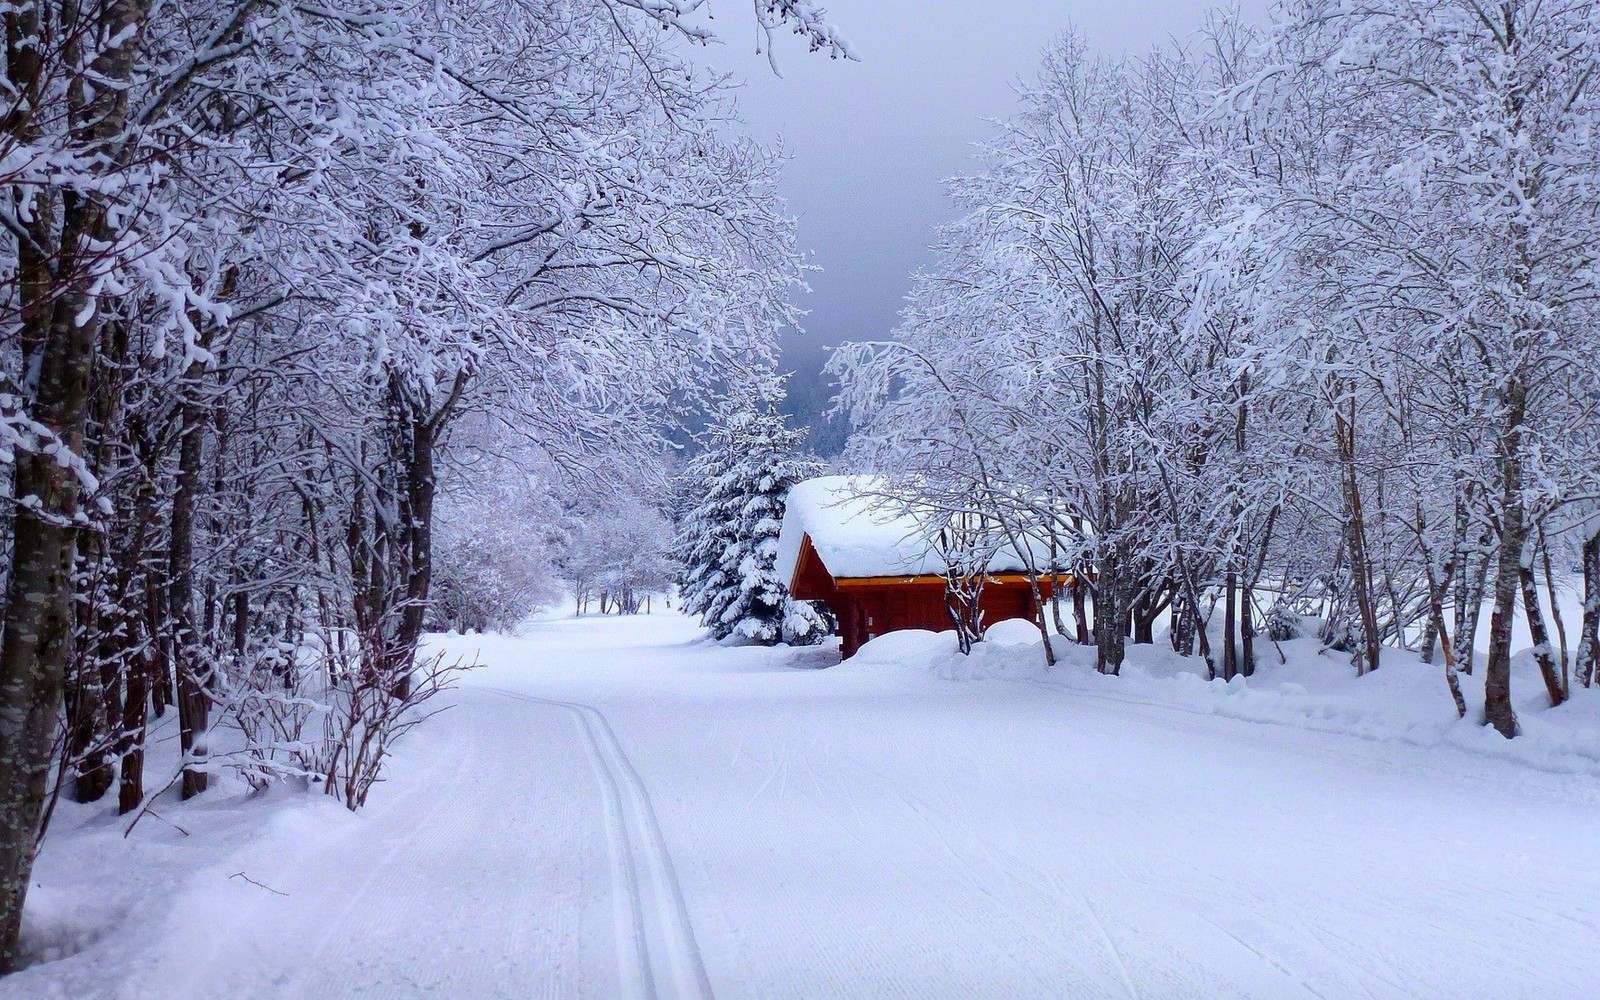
[776,476,1045,586]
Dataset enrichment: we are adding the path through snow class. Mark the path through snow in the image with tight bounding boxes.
[8,610,1600,998]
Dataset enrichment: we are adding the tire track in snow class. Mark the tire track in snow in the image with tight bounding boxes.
[485,687,713,1000]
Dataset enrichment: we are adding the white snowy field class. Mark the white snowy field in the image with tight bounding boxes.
[7,610,1600,999]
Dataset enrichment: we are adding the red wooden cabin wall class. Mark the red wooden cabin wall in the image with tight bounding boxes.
[832,582,1044,658]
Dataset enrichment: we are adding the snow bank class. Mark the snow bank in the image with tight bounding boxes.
[774,476,1042,584]
[849,627,1600,779]
[4,768,350,996]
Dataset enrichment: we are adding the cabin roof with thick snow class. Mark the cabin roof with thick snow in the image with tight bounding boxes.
[775,476,1044,586]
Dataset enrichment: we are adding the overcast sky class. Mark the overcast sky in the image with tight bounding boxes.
[699,1,1266,443]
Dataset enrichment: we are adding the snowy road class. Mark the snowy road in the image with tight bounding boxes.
[13,611,1600,998]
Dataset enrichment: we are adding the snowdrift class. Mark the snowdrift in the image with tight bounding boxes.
[846,625,1600,779]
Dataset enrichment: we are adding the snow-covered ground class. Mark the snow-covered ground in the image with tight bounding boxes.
[8,609,1600,998]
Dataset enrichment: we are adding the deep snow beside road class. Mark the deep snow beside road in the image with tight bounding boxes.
[8,610,1600,998]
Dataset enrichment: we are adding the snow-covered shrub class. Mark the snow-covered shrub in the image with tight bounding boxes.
[225,643,325,791]
[316,650,472,809]
[1265,603,1300,642]
[203,630,474,812]
[431,476,565,633]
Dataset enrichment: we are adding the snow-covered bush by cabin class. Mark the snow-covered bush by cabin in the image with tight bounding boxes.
[678,390,831,645]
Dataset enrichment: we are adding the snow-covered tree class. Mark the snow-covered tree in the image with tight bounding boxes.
[431,463,566,633]
[678,387,829,645]
[563,492,679,616]
[836,1,1600,732]
[0,0,850,967]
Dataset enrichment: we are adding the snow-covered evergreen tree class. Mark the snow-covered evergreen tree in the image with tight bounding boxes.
[678,388,831,645]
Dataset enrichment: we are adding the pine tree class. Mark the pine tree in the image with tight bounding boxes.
[678,390,831,645]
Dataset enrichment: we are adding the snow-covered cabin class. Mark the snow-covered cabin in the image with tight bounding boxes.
[775,477,1068,657]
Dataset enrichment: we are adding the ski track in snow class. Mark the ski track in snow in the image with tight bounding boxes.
[482,687,714,1000]
[9,610,1600,998]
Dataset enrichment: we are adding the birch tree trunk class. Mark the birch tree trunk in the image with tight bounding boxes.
[1420,537,1468,718]
[1518,564,1566,708]
[1576,531,1600,690]
[1539,540,1568,695]
[1452,524,1492,677]
[1483,379,1527,738]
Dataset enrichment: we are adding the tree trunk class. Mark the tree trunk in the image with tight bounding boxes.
[1027,571,1056,667]
[1239,509,1277,679]
[1518,564,1566,708]
[148,577,171,718]
[1240,578,1256,678]
[118,633,151,816]
[1421,547,1468,718]
[0,0,150,962]
[1336,393,1381,674]
[1171,600,1194,656]
[1046,522,1068,639]
[386,409,439,698]
[64,538,112,804]
[232,590,249,658]
[0,376,91,968]
[1483,379,1527,739]
[116,462,158,815]
[1071,577,1090,644]
[1129,580,1163,645]
[1577,531,1600,689]
[170,358,211,800]
[1222,572,1238,681]
[68,317,136,805]
[1539,539,1569,696]
[1414,502,1467,717]
[1095,553,1124,676]
[1419,532,1454,666]
[65,654,113,804]
[1453,532,1491,676]
[1049,576,1068,637]
[1173,561,1214,678]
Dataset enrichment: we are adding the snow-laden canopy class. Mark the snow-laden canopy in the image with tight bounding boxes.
[775,476,1049,584]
